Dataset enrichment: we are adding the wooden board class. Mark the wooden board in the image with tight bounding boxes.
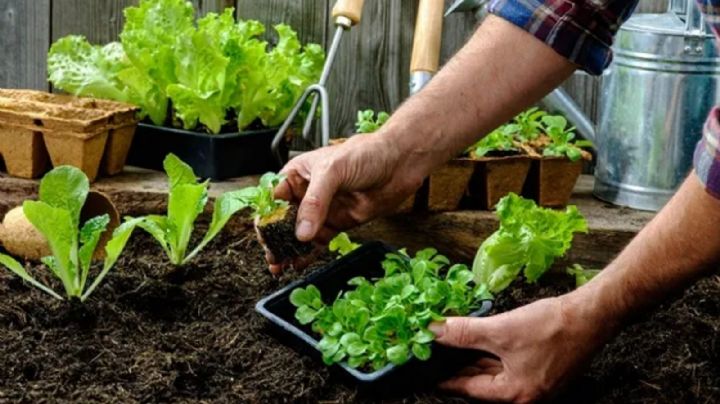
[0,171,654,267]
[0,0,52,91]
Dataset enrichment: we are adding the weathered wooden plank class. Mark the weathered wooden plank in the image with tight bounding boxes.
[637,0,667,13]
[0,0,51,91]
[440,0,478,65]
[235,0,328,46]
[328,0,416,137]
[51,0,136,45]
[192,0,235,15]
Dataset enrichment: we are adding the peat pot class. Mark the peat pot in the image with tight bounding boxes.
[127,124,287,180]
[256,241,493,392]
[467,156,532,209]
[423,158,475,212]
[523,157,583,207]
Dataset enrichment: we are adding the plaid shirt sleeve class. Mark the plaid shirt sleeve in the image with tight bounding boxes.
[693,0,720,198]
[487,0,639,75]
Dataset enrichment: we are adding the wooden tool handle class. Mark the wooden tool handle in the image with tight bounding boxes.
[410,0,445,73]
[332,0,365,26]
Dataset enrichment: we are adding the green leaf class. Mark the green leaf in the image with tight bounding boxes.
[295,305,319,325]
[386,344,410,365]
[164,153,198,190]
[78,214,110,290]
[412,342,432,361]
[472,194,588,293]
[23,201,79,297]
[48,36,130,103]
[184,191,248,264]
[0,253,62,300]
[290,285,322,308]
[137,215,171,256]
[82,217,142,301]
[328,232,360,257]
[38,166,89,228]
[355,109,390,134]
[413,329,435,344]
[166,183,208,265]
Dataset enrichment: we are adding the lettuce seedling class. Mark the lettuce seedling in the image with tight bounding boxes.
[0,167,138,301]
[134,154,249,265]
[328,232,360,258]
[467,125,518,158]
[472,193,588,294]
[566,264,601,287]
[240,173,315,266]
[506,107,547,142]
[541,115,593,161]
[291,249,491,370]
[355,109,390,134]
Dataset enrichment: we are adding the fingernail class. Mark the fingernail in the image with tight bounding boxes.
[429,321,445,338]
[296,220,313,240]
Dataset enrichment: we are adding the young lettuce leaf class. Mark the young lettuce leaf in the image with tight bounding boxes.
[472,193,588,294]
[0,167,137,301]
[134,153,248,266]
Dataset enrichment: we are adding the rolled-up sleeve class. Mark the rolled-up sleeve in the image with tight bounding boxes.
[694,108,720,198]
[488,0,639,75]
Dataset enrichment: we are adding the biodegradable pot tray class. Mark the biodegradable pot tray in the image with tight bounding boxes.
[127,124,286,180]
[467,155,532,209]
[0,89,138,181]
[422,158,475,212]
[523,157,583,207]
[256,241,493,391]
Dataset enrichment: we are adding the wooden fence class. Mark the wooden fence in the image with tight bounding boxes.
[1,0,665,136]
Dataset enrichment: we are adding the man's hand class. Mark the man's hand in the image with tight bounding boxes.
[431,294,614,403]
[275,132,424,244]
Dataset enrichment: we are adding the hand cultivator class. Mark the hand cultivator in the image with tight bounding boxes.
[271,0,366,164]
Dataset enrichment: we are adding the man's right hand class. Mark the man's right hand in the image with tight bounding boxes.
[274,132,424,244]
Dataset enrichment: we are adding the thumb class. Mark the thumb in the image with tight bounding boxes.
[295,168,340,242]
[430,316,502,353]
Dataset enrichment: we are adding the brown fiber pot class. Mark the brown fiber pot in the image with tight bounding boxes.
[523,157,583,207]
[0,89,138,181]
[425,158,475,212]
[467,155,532,209]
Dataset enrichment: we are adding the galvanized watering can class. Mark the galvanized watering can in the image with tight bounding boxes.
[545,0,719,211]
[448,0,720,211]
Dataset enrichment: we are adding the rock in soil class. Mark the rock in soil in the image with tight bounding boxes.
[0,225,718,403]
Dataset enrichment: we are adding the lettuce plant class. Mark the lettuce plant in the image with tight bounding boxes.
[567,264,601,287]
[0,167,138,301]
[48,0,324,133]
[541,115,593,161]
[134,154,251,265]
[472,193,588,294]
[328,232,360,258]
[355,109,390,134]
[291,248,491,370]
[506,107,547,142]
[467,125,518,158]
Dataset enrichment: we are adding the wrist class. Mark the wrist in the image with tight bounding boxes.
[559,278,626,346]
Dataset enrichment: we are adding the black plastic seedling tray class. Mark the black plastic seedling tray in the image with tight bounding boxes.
[255,241,493,392]
[127,123,286,180]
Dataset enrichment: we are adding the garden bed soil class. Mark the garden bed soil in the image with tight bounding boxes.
[1,224,719,403]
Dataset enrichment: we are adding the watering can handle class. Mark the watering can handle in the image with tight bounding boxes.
[332,0,365,26]
[411,0,445,74]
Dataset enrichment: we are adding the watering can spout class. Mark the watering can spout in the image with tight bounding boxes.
[542,88,596,142]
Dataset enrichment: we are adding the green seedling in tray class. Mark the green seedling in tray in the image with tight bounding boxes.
[291,247,491,371]
[541,115,593,161]
[355,109,390,134]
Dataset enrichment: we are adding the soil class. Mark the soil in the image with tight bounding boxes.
[1,224,719,403]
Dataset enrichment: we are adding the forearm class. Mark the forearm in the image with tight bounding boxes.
[567,173,720,334]
[378,15,575,179]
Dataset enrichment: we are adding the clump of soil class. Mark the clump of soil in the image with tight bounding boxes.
[0,224,718,403]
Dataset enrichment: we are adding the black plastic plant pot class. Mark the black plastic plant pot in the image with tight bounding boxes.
[126,123,287,180]
[255,241,494,392]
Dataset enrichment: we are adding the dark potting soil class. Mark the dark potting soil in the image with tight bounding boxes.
[0,225,719,403]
